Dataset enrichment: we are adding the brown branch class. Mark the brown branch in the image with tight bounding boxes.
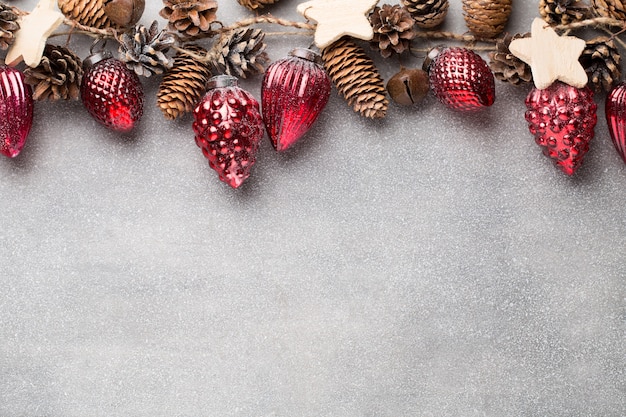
[554,16,626,31]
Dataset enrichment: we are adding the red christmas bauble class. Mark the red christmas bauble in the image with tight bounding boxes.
[261,48,331,151]
[427,47,495,111]
[525,81,597,175]
[192,75,264,189]
[0,67,33,158]
[606,82,626,163]
[80,51,144,132]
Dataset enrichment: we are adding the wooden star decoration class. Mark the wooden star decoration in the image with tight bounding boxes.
[509,18,587,90]
[297,0,378,49]
[6,0,65,67]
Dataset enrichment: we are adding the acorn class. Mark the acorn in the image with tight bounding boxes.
[386,68,429,105]
[105,0,145,27]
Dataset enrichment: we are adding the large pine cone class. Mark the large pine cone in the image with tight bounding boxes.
[58,0,144,29]
[160,0,218,37]
[58,0,111,29]
[540,0,590,24]
[157,45,212,120]
[489,33,532,85]
[369,4,416,58]
[237,0,278,10]
[0,3,19,50]
[119,20,176,77]
[322,38,388,119]
[592,0,626,19]
[24,45,83,100]
[580,36,621,92]
[402,0,448,28]
[209,28,269,78]
[462,0,512,38]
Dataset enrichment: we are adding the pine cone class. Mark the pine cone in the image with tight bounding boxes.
[0,3,19,50]
[160,0,218,37]
[119,20,176,77]
[462,0,512,38]
[237,0,278,11]
[369,4,416,58]
[489,33,532,85]
[592,0,626,19]
[580,36,621,92]
[24,44,83,101]
[402,0,448,28]
[58,0,111,29]
[209,28,269,78]
[540,0,591,24]
[322,38,388,119]
[157,44,212,120]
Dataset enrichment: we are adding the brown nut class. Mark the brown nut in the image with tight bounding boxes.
[104,0,145,28]
[386,68,429,106]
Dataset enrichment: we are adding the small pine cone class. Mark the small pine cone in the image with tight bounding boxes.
[489,33,532,85]
[210,28,269,78]
[580,36,621,92]
[157,45,212,120]
[592,0,626,19]
[237,0,278,10]
[160,0,218,37]
[58,0,112,29]
[322,38,388,119]
[0,3,18,50]
[462,0,512,38]
[540,0,591,24]
[24,44,83,101]
[369,4,416,58]
[402,0,448,28]
[119,20,177,77]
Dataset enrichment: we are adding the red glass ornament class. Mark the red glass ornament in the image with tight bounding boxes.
[261,48,331,151]
[606,82,626,163]
[0,67,33,158]
[80,51,144,132]
[525,81,597,176]
[427,47,495,111]
[192,75,264,189]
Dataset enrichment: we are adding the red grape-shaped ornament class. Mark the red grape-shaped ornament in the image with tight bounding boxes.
[0,67,33,158]
[192,75,264,189]
[426,46,495,111]
[525,81,597,175]
[262,48,331,151]
[80,51,144,132]
[606,82,626,163]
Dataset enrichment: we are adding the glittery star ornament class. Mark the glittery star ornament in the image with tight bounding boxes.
[297,0,378,49]
[5,0,64,67]
[509,18,587,90]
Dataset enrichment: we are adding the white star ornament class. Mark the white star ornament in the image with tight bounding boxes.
[5,0,65,67]
[509,18,587,90]
[297,0,378,49]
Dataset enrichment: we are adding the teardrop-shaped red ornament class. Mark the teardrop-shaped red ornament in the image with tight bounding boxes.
[606,82,626,163]
[261,48,331,151]
[0,67,33,158]
[427,47,495,111]
[525,82,597,175]
[192,75,265,189]
[80,51,144,132]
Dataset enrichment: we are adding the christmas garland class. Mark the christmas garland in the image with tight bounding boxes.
[1,0,626,187]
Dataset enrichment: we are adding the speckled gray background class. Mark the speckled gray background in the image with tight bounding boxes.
[1,1,625,416]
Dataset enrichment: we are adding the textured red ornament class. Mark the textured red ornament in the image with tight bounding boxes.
[0,67,33,158]
[262,48,331,151]
[427,47,495,111]
[606,82,626,163]
[80,52,144,132]
[525,81,597,176]
[192,75,264,189]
